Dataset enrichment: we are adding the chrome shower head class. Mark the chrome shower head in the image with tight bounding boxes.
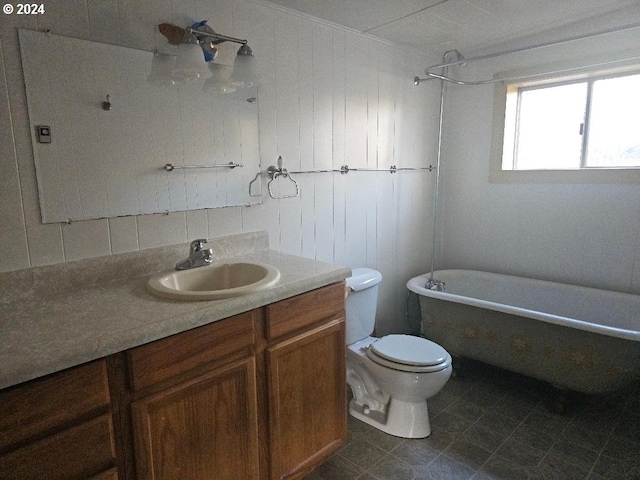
[414,76,432,86]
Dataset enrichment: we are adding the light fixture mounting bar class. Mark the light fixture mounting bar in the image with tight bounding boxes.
[186,27,247,46]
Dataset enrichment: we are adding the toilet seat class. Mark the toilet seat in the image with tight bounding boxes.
[366,335,451,373]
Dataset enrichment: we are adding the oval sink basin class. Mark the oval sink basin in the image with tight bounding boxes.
[147,261,281,301]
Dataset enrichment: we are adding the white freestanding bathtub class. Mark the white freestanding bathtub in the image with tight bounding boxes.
[407,270,640,394]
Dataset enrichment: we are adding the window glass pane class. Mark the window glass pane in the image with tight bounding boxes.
[586,74,640,167]
[515,83,587,170]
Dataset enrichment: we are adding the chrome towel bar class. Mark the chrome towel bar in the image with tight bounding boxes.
[266,156,434,199]
[164,162,243,171]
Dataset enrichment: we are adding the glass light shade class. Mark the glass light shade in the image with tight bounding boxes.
[173,41,212,81]
[203,63,236,93]
[148,53,182,86]
[230,45,258,87]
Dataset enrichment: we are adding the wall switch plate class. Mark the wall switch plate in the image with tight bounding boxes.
[36,125,52,143]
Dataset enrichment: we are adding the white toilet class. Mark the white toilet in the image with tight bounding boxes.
[346,268,452,438]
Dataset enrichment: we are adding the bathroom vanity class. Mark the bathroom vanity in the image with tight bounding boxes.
[0,232,350,480]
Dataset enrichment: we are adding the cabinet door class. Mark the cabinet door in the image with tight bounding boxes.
[267,319,346,480]
[131,357,260,480]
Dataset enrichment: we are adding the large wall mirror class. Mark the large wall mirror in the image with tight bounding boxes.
[19,29,261,224]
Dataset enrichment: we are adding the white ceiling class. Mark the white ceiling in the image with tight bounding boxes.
[265,0,639,55]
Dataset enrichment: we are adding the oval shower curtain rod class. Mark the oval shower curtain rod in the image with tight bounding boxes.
[416,21,640,86]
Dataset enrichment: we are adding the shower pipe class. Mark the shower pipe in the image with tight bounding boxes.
[414,21,640,86]
[423,51,452,292]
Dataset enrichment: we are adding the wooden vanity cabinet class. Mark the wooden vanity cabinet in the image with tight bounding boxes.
[126,282,347,480]
[0,281,346,480]
[266,282,347,480]
[0,360,118,480]
[127,310,261,480]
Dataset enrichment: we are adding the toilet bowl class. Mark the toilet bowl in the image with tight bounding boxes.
[345,268,452,438]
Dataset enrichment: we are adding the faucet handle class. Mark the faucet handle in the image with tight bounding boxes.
[189,239,207,254]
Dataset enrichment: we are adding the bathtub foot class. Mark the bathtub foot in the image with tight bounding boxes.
[450,355,465,379]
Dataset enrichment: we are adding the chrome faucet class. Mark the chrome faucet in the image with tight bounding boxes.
[175,239,214,270]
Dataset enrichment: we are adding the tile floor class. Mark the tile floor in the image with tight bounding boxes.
[305,359,640,480]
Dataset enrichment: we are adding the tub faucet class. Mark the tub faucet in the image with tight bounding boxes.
[425,279,446,291]
[175,239,213,270]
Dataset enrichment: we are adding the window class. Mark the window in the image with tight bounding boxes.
[501,71,640,171]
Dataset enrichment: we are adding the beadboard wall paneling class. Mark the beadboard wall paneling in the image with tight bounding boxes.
[0,0,439,334]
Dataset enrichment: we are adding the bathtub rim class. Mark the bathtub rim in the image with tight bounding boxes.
[407,270,640,342]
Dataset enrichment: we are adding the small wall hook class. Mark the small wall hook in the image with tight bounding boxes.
[102,94,112,111]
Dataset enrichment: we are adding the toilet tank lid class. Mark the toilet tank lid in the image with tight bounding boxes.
[347,268,382,291]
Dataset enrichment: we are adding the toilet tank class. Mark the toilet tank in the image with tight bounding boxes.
[345,268,383,345]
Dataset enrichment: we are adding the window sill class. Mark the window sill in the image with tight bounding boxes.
[489,168,640,184]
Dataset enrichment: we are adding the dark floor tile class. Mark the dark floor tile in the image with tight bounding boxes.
[444,439,492,469]
[367,454,414,480]
[442,378,473,398]
[348,415,373,435]
[413,465,438,480]
[569,394,623,419]
[566,410,619,435]
[429,391,458,416]
[535,454,589,480]
[339,440,387,470]
[547,437,599,471]
[601,435,640,462]
[522,409,570,437]
[491,397,537,422]
[364,427,404,452]
[462,387,501,408]
[475,411,520,437]
[312,454,364,480]
[592,453,640,479]
[431,411,474,434]
[509,424,555,453]
[428,454,476,480]
[624,386,640,414]
[355,474,377,480]
[463,424,508,453]
[495,438,546,467]
[470,472,493,480]
[326,366,637,480]
[586,473,604,480]
[612,411,640,440]
[419,426,459,452]
[446,398,486,422]
[561,423,609,453]
[391,440,438,467]
[304,468,322,479]
[480,455,530,480]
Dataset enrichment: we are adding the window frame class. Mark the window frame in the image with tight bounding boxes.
[490,66,640,184]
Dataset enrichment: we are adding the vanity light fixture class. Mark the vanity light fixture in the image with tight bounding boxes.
[157,20,257,88]
[148,52,184,86]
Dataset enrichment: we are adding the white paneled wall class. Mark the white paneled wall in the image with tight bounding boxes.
[439,18,640,295]
[0,0,439,334]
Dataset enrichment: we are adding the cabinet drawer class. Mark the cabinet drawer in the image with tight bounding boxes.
[0,360,110,450]
[266,283,345,340]
[0,414,116,480]
[128,310,258,392]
